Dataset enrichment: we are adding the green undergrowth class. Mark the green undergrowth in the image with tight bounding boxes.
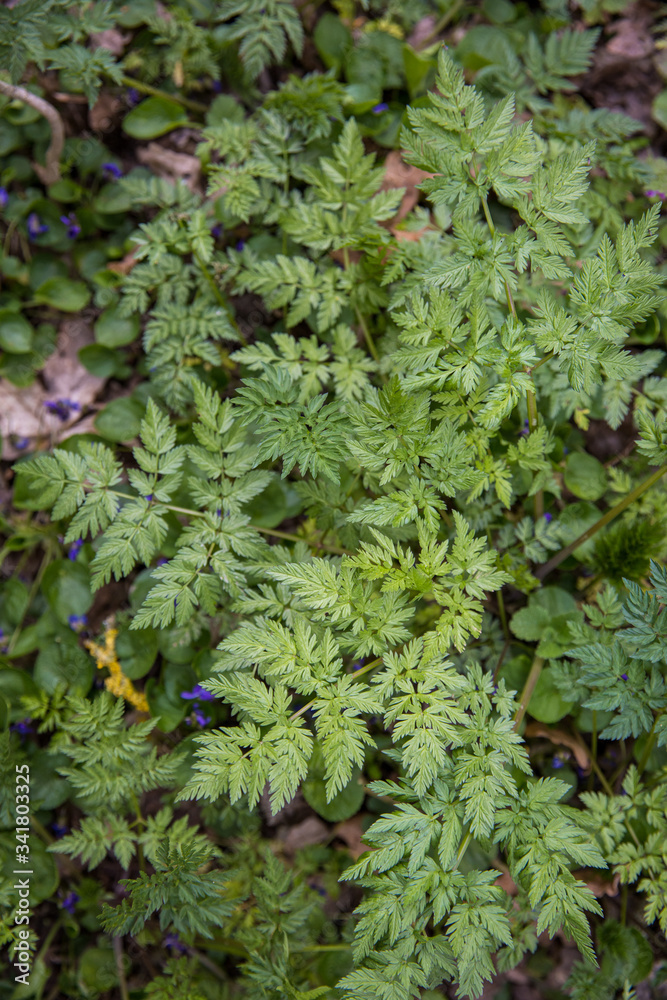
[3,1,667,999]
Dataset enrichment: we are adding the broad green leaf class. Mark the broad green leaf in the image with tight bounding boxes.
[122,96,189,138]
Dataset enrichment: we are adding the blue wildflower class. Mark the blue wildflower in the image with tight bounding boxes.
[543,513,553,523]
[27,213,48,239]
[102,162,123,180]
[551,756,564,769]
[44,399,81,422]
[519,419,530,436]
[621,673,628,681]
[187,707,212,727]
[164,933,187,953]
[236,239,245,251]
[13,436,30,450]
[10,719,33,736]
[211,223,223,239]
[372,102,389,114]
[645,190,666,200]
[145,494,153,502]
[61,891,79,915]
[181,684,215,702]
[0,187,8,210]
[68,539,84,561]
[51,822,69,838]
[68,614,88,631]
[60,213,81,239]
[126,88,140,106]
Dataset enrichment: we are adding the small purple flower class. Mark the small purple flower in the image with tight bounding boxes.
[543,513,553,523]
[10,719,33,736]
[164,933,187,954]
[186,707,211,727]
[215,508,222,517]
[551,756,564,769]
[372,102,389,114]
[236,239,245,251]
[211,224,223,239]
[212,80,223,93]
[68,614,88,631]
[61,891,79,915]
[27,213,48,239]
[51,822,69,839]
[44,398,81,422]
[13,436,30,450]
[645,190,666,200]
[68,539,84,561]
[145,494,153,502]
[60,213,81,239]
[352,659,365,671]
[156,557,168,566]
[126,88,140,107]
[0,187,8,210]
[519,419,530,437]
[102,162,123,180]
[621,673,628,681]
[181,684,215,702]
[0,628,7,652]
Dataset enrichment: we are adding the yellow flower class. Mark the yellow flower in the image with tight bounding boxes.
[85,625,150,713]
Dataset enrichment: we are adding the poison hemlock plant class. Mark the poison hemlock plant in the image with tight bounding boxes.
[5,3,667,996]
[11,45,667,999]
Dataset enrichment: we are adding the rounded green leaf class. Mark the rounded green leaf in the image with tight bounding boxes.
[34,277,91,312]
[0,836,58,906]
[314,12,351,70]
[94,182,132,215]
[34,641,94,697]
[527,668,574,724]
[122,96,188,138]
[116,626,159,679]
[42,559,93,623]
[0,667,39,722]
[94,396,145,442]
[78,344,121,377]
[564,452,607,501]
[95,305,140,347]
[303,772,365,822]
[0,310,33,354]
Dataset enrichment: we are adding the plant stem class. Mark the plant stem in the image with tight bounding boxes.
[188,947,227,981]
[356,307,380,363]
[113,937,130,1000]
[254,525,352,555]
[289,658,381,721]
[29,814,55,844]
[636,712,662,778]
[192,249,246,344]
[417,0,464,49]
[535,462,667,580]
[8,545,54,654]
[119,74,208,113]
[481,191,544,514]
[453,829,472,870]
[0,81,64,184]
[513,656,544,731]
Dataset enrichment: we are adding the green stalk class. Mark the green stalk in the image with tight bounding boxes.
[119,74,207,114]
[480,193,543,516]
[112,937,130,1000]
[536,462,667,580]
[636,712,663,778]
[513,656,544,731]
